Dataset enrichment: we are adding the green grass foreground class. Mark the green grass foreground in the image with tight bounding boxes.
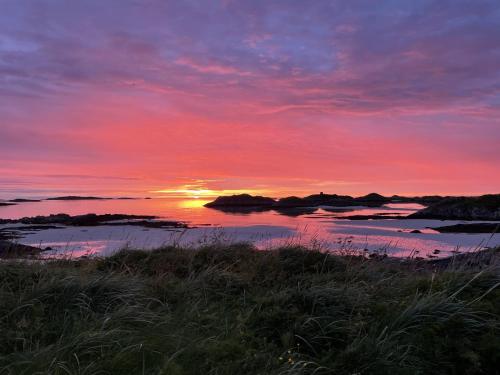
[0,245,499,374]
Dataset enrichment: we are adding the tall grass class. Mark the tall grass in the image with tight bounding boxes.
[0,244,498,374]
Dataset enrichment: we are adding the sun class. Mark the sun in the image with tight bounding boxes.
[152,185,273,200]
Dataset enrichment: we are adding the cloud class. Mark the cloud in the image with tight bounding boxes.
[1,0,499,196]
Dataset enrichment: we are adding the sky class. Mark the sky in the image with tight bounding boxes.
[1,0,499,199]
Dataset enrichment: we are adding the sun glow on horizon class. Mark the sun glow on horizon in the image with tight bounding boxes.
[151,186,274,200]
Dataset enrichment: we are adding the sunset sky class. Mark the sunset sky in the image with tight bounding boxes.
[1,0,499,199]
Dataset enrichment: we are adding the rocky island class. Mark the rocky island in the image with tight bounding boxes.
[408,194,500,221]
[8,198,42,203]
[205,192,397,211]
[205,192,500,221]
[204,194,276,208]
[46,196,110,200]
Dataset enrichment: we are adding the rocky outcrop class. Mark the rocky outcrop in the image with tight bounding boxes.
[431,223,500,233]
[205,193,500,217]
[391,195,445,205]
[206,192,396,210]
[0,214,187,228]
[275,193,391,208]
[46,196,108,200]
[204,194,276,208]
[336,214,406,220]
[274,196,313,208]
[408,194,500,221]
[9,198,41,202]
[354,193,391,206]
[0,240,41,257]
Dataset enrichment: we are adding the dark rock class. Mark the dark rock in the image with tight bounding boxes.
[46,196,109,201]
[1,213,187,228]
[357,193,389,202]
[336,214,406,220]
[273,206,318,217]
[408,194,500,220]
[303,193,355,206]
[205,206,273,214]
[274,196,313,208]
[410,229,422,233]
[431,223,500,233]
[205,194,276,208]
[354,193,391,206]
[9,198,41,202]
[391,195,445,205]
[274,194,357,208]
[0,240,41,257]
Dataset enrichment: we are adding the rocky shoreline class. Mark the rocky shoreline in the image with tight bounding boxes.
[430,223,500,233]
[206,192,406,210]
[408,195,500,220]
[0,214,189,257]
[0,213,189,228]
[205,193,500,221]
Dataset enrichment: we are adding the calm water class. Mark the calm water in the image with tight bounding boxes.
[1,198,499,258]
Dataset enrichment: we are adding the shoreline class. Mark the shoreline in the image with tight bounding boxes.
[1,197,499,259]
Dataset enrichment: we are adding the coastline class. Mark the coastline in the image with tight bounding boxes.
[1,194,499,259]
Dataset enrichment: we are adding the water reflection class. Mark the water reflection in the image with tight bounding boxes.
[1,198,499,258]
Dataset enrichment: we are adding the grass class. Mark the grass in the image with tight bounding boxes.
[0,244,499,374]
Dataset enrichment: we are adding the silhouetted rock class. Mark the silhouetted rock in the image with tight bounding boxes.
[408,194,500,220]
[46,196,109,200]
[0,227,42,256]
[303,193,355,206]
[205,206,272,214]
[0,202,15,206]
[273,206,318,216]
[8,198,41,202]
[0,240,41,257]
[337,214,406,220]
[391,195,445,205]
[354,193,390,206]
[204,192,493,215]
[274,196,313,208]
[410,229,422,233]
[358,193,388,201]
[0,213,187,228]
[275,193,358,208]
[431,223,500,233]
[204,194,276,208]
